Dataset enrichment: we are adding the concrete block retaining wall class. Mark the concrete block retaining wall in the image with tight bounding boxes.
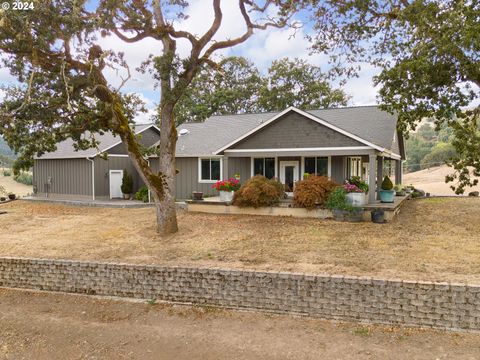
[0,257,479,331]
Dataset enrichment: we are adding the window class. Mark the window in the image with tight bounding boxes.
[253,158,275,179]
[199,158,221,182]
[348,156,362,177]
[304,157,329,177]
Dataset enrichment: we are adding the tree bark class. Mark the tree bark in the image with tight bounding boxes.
[156,102,178,234]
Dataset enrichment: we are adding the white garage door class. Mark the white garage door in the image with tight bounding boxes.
[109,170,123,199]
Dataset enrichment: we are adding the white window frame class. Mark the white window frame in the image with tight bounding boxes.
[250,157,277,179]
[198,157,223,183]
[347,156,362,178]
[300,156,331,179]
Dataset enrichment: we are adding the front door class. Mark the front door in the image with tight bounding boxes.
[279,161,299,195]
[109,170,123,199]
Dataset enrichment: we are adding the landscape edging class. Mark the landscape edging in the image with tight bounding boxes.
[0,257,478,331]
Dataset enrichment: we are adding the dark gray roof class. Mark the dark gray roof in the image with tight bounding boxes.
[37,124,153,159]
[177,106,400,156]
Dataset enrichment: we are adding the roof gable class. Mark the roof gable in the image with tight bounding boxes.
[229,110,365,150]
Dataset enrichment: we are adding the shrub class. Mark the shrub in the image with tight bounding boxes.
[293,176,337,209]
[325,187,356,212]
[134,186,149,202]
[121,169,133,194]
[3,170,11,177]
[14,172,32,185]
[233,175,284,208]
[381,175,393,190]
[0,185,5,195]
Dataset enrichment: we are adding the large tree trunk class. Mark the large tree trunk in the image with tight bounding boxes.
[156,103,178,234]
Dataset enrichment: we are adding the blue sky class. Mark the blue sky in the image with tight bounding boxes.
[0,0,382,123]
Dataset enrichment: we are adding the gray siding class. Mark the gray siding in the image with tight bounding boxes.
[108,128,159,155]
[94,157,144,198]
[232,112,364,149]
[33,159,92,197]
[227,157,250,181]
[174,157,219,200]
[330,156,346,184]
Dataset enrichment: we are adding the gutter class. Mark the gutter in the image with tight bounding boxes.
[86,157,95,201]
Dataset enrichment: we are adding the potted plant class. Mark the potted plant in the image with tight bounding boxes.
[192,191,204,201]
[7,193,16,200]
[379,176,395,203]
[211,178,240,203]
[394,184,406,196]
[233,173,241,181]
[120,169,133,200]
[326,187,363,222]
[404,184,414,194]
[344,176,368,206]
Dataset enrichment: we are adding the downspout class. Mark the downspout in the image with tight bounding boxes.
[86,157,95,201]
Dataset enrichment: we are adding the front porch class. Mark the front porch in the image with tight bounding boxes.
[187,193,411,221]
[222,150,403,205]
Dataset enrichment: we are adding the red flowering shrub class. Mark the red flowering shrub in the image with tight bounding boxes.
[293,176,338,209]
[233,175,284,208]
[211,178,240,192]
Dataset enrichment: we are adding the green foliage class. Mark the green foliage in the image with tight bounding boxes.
[13,172,32,185]
[347,176,369,193]
[258,58,348,111]
[174,56,348,124]
[325,187,356,212]
[0,185,5,195]
[420,143,457,169]
[293,176,337,209]
[3,169,11,177]
[381,176,393,191]
[121,169,133,195]
[233,175,284,208]
[134,186,149,203]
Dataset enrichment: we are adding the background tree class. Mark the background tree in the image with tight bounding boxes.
[258,58,348,111]
[174,57,264,124]
[0,0,299,234]
[175,56,348,124]
[301,0,479,193]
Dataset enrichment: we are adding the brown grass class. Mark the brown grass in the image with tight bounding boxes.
[0,197,479,283]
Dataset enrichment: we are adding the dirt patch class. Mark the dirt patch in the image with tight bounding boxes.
[0,173,32,197]
[0,197,479,283]
[404,165,480,195]
[0,288,479,360]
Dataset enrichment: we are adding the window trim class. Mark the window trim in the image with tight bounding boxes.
[347,156,362,178]
[198,157,223,183]
[301,156,331,179]
[250,157,277,179]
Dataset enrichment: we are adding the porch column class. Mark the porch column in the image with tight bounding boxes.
[223,156,229,180]
[376,156,384,200]
[368,154,376,204]
[395,159,403,185]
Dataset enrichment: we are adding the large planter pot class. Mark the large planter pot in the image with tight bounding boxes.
[123,193,131,200]
[8,194,16,200]
[379,190,395,203]
[192,191,204,201]
[371,209,385,223]
[219,190,234,203]
[345,192,366,207]
[332,208,364,222]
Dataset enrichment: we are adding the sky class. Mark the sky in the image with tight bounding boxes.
[0,0,382,123]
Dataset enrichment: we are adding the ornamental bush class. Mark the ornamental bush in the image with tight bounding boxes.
[121,169,133,194]
[293,175,337,209]
[347,176,369,193]
[134,186,149,202]
[381,175,393,190]
[14,172,32,185]
[233,175,284,208]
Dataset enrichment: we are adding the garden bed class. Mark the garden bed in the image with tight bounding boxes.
[0,198,479,283]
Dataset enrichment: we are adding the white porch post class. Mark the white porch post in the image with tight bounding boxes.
[376,156,384,200]
[368,154,376,204]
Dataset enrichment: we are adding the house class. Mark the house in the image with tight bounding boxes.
[33,106,405,204]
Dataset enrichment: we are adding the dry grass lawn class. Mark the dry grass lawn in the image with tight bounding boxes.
[0,173,32,197]
[0,197,479,283]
